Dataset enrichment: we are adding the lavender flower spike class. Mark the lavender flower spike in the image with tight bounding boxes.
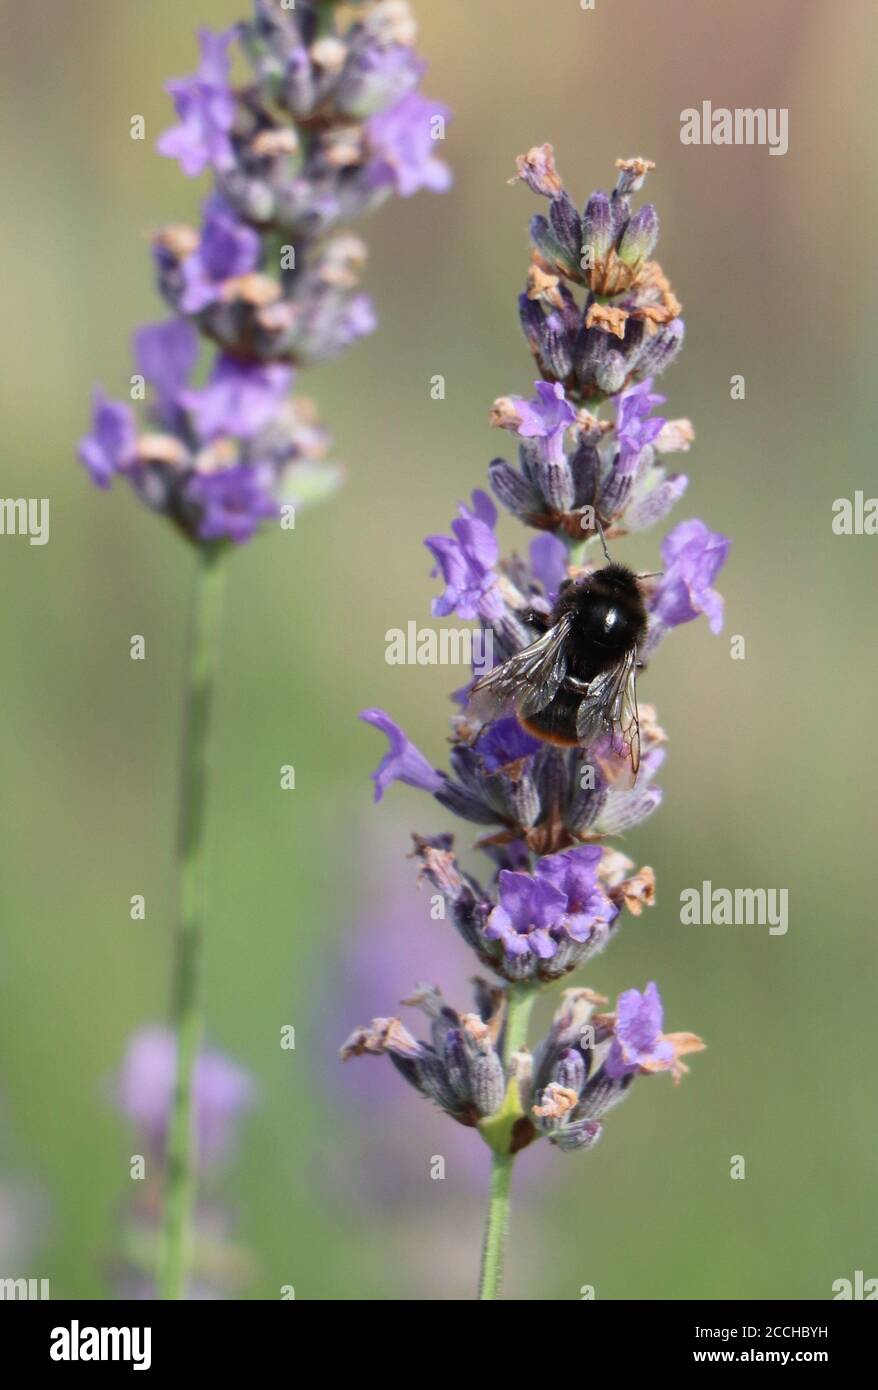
[78,0,452,547]
[348,150,725,1300]
[78,0,451,1304]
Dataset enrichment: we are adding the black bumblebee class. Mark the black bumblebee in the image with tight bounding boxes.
[471,563,648,772]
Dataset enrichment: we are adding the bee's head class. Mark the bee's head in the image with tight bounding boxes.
[594,562,643,596]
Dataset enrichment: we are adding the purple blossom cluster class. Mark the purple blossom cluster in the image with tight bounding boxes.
[78,1,450,544]
[342,982,703,1153]
[347,150,728,1160]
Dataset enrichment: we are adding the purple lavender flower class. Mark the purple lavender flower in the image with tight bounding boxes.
[500,381,577,450]
[528,533,568,599]
[475,717,542,772]
[80,5,452,548]
[650,518,731,635]
[350,157,717,1232]
[615,379,666,470]
[485,871,569,959]
[179,202,262,313]
[181,357,294,440]
[185,463,279,544]
[366,91,452,197]
[359,709,443,802]
[604,983,676,1079]
[134,318,199,427]
[157,28,237,178]
[425,490,502,621]
[536,846,617,944]
[114,1026,255,1170]
[77,391,137,488]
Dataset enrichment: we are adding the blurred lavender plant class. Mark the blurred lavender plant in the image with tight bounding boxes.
[78,0,450,543]
[345,149,729,1299]
[109,1029,256,1299]
[75,0,450,1299]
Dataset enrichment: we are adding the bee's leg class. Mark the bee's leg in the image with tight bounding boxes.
[519,607,552,633]
[563,674,592,694]
[596,518,613,563]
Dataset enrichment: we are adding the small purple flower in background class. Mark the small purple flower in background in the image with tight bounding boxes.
[133,318,199,428]
[348,148,722,1299]
[156,28,237,178]
[109,1028,256,1298]
[181,358,293,441]
[78,392,137,489]
[178,202,261,313]
[185,463,279,545]
[114,1026,255,1170]
[366,91,453,197]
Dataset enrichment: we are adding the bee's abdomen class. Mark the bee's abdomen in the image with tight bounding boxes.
[520,689,581,746]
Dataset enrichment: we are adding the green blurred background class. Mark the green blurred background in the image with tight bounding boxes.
[0,0,876,1300]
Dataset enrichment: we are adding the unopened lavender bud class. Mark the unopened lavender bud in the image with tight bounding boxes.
[566,776,608,834]
[548,193,583,277]
[413,1052,462,1114]
[618,203,659,268]
[576,1069,631,1120]
[581,191,613,266]
[554,1047,586,1096]
[518,294,546,357]
[233,167,281,223]
[442,1028,473,1104]
[470,1051,506,1117]
[636,317,685,378]
[595,349,628,395]
[283,50,316,119]
[550,1118,603,1152]
[529,214,572,278]
[500,765,541,829]
[541,311,574,380]
[568,440,600,508]
[488,457,542,518]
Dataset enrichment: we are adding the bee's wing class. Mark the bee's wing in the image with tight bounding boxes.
[575,645,641,773]
[470,614,573,720]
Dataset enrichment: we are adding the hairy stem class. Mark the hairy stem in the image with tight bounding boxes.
[478,1151,514,1301]
[158,545,227,1300]
[477,985,537,1300]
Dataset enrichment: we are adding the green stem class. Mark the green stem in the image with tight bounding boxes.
[478,1151,514,1301]
[157,545,227,1300]
[477,985,537,1300]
